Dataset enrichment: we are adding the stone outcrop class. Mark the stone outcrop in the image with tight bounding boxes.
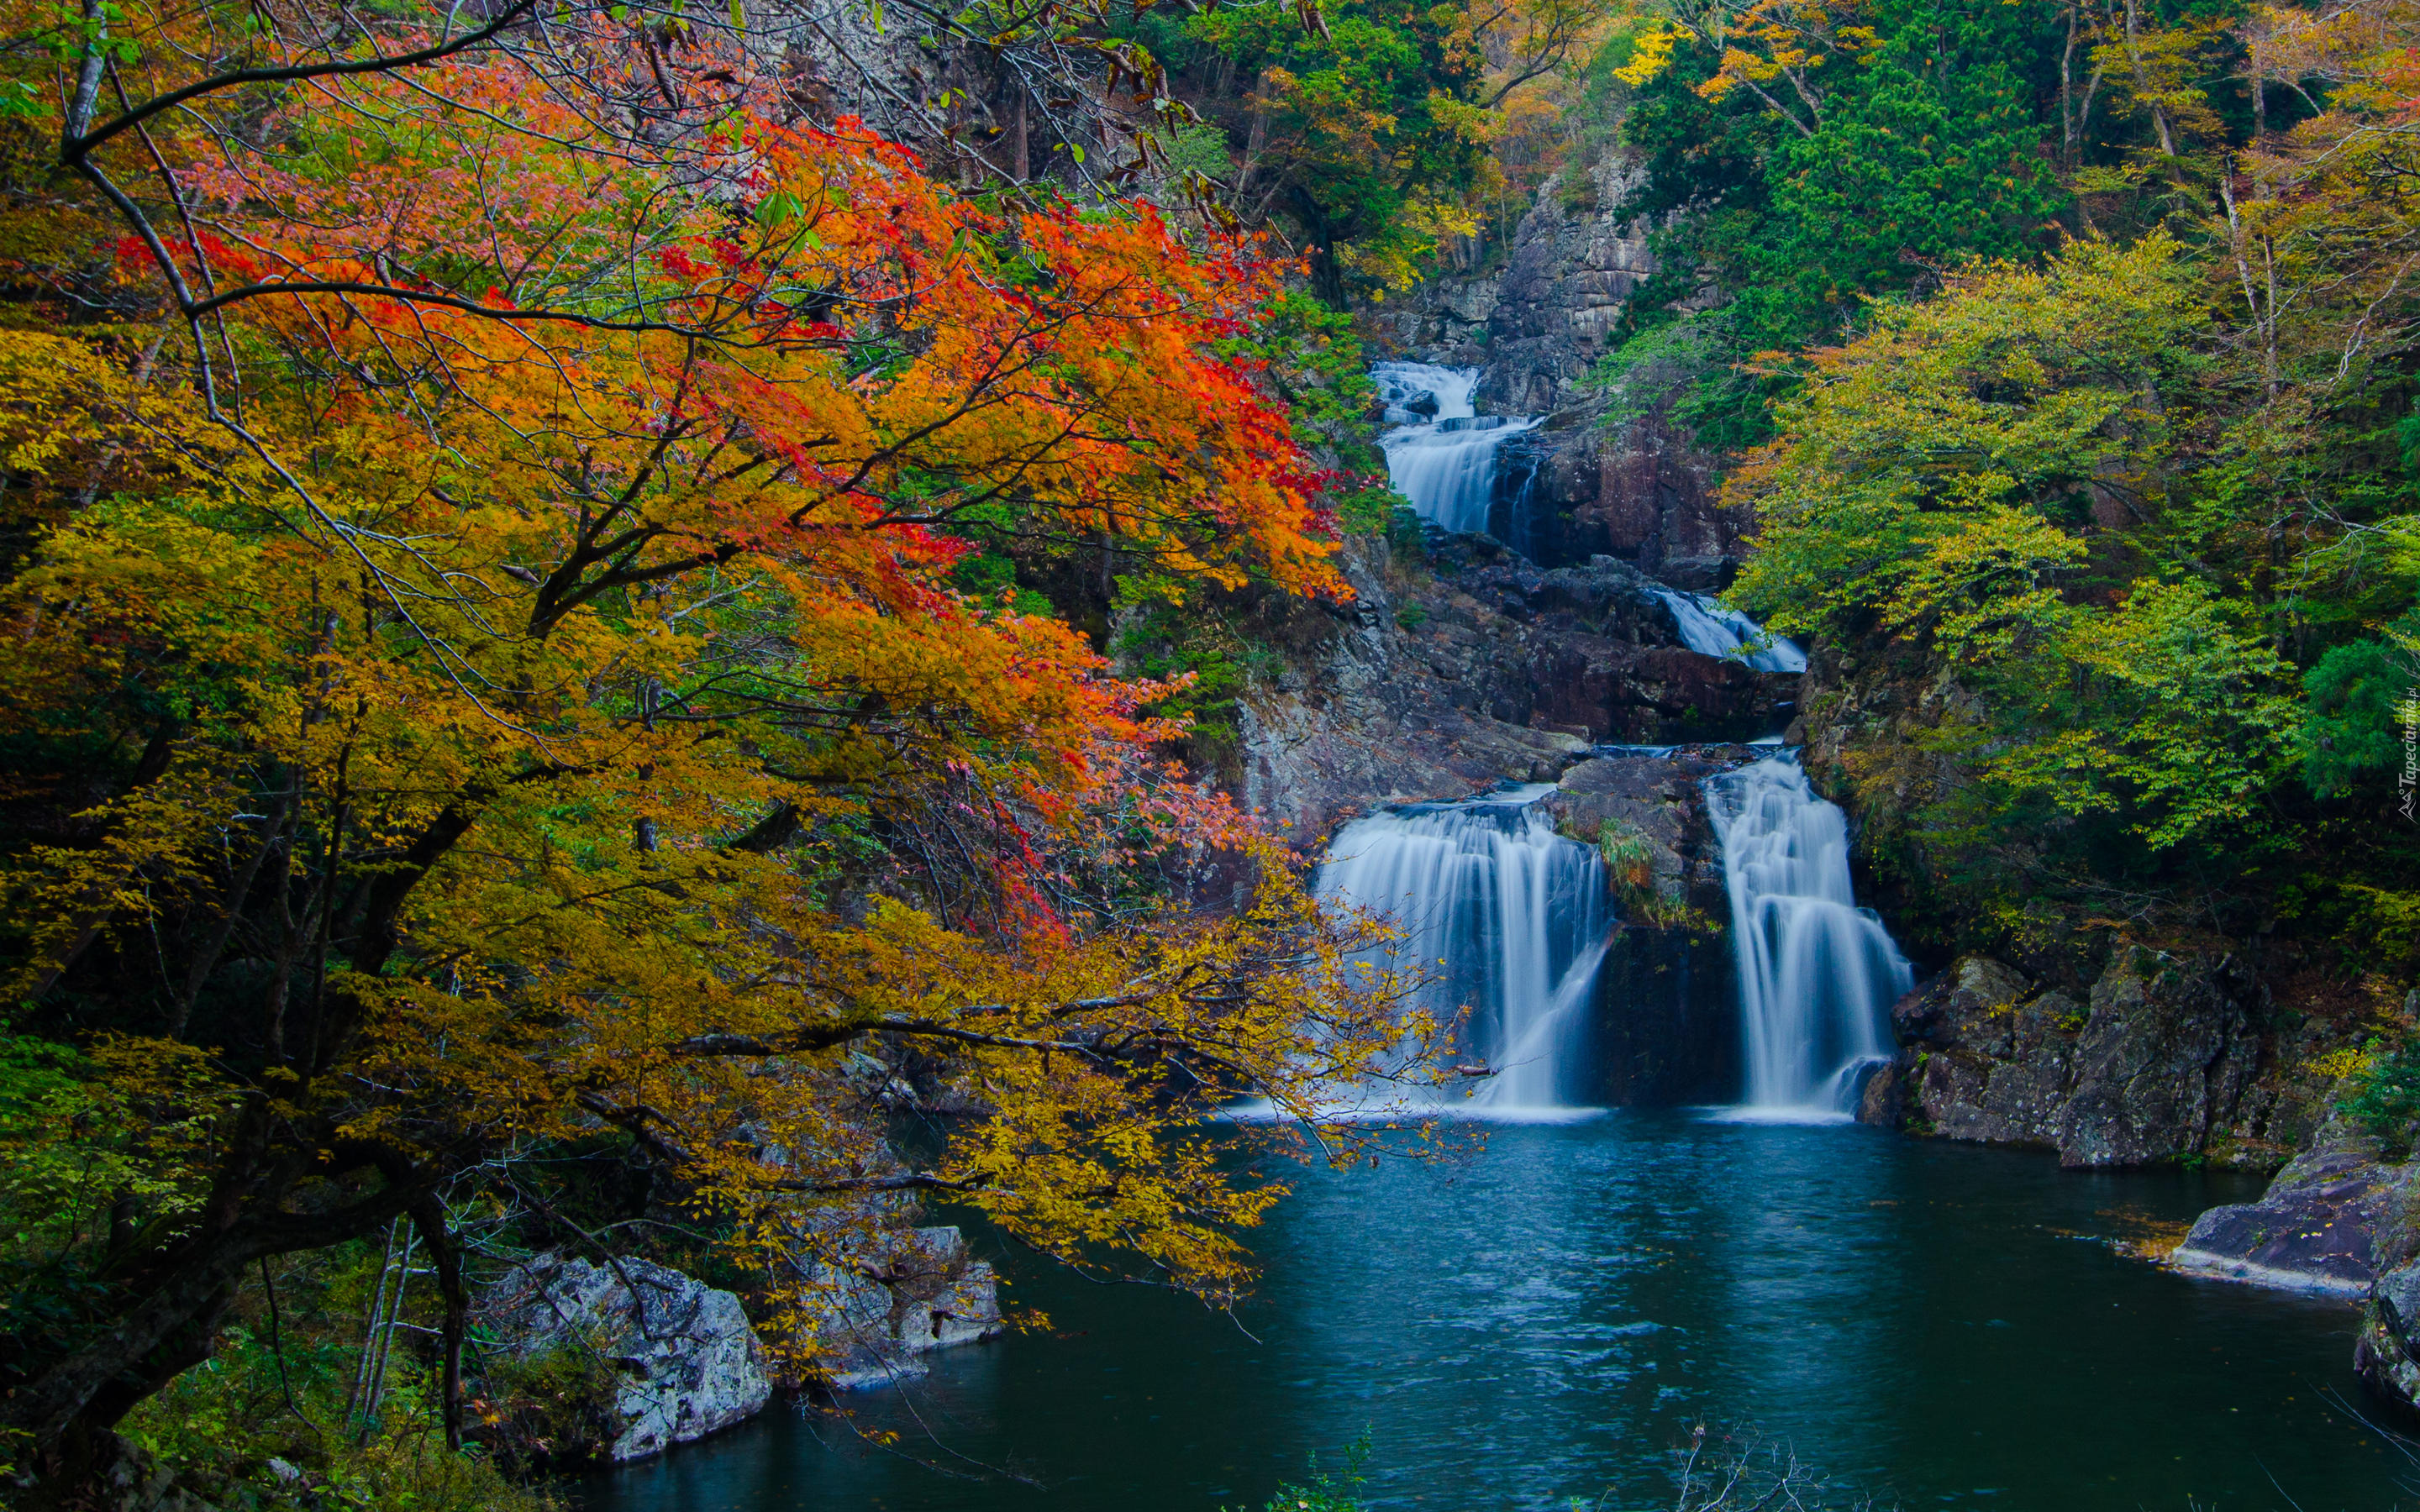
[1888,956,2081,1147]
[2058,950,2265,1167]
[2172,1139,2420,1294]
[1238,538,1797,841]
[475,1254,773,1462]
[1882,948,2281,1168]
[1547,748,1749,1104]
[797,1225,1006,1390]
[2358,1261,2420,1419]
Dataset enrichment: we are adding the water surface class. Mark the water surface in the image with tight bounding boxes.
[585,1116,2414,1512]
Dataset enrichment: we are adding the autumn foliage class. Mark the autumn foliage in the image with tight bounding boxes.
[0,0,1428,1488]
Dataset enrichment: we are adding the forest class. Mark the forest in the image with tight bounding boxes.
[0,0,2416,1503]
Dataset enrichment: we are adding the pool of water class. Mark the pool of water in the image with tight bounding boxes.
[582,1114,2417,1512]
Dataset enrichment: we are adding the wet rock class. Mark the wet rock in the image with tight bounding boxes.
[1855,1060,1907,1127]
[1234,541,1781,840]
[2174,1142,2417,1295]
[1892,957,2078,1147]
[476,1254,772,1462]
[1551,749,1752,1105]
[798,1226,1006,1390]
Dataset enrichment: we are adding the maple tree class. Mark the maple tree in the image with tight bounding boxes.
[0,0,1441,1493]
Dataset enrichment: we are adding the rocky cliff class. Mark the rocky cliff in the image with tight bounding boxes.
[1369,155,1740,587]
[1237,539,1795,842]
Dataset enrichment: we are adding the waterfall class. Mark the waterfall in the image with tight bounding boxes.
[1372,361,1542,536]
[1706,756,1911,1121]
[1373,361,1480,424]
[1318,786,1609,1116]
[1652,588,1809,674]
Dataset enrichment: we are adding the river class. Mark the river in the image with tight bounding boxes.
[583,1113,2410,1512]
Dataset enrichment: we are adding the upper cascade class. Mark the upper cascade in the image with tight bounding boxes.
[1372,361,1541,537]
[1706,754,1911,1121]
[1317,785,1609,1116]
[1652,588,1809,674]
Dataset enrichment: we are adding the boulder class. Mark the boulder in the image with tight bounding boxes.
[2358,1263,2420,1419]
[1855,1059,1907,1127]
[798,1225,1006,1390]
[2173,1144,2418,1294]
[475,1254,771,1462]
[1890,956,2078,1147]
[1549,749,1750,1105]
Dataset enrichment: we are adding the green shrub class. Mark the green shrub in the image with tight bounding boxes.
[2340,1037,2420,1152]
[1236,1434,1371,1512]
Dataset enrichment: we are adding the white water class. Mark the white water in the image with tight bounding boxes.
[1706,756,1911,1121]
[1372,361,1542,536]
[1653,588,1808,674]
[1317,785,1609,1116]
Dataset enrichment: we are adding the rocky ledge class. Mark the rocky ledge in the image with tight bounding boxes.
[1867,949,2329,1168]
[1240,538,1796,842]
[471,1226,1005,1464]
[797,1224,1006,1390]
[2171,1138,2420,1295]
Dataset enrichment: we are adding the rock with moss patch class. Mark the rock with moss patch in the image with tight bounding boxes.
[475,1253,771,1462]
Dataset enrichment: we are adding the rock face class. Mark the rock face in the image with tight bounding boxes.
[1547,749,1750,1104]
[2059,951,2265,1168]
[2173,1140,2420,1294]
[1238,538,1797,840]
[797,1225,1006,1390]
[1885,948,2276,1168]
[1373,156,1743,587]
[2359,1262,2420,1418]
[476,1254,772,1462]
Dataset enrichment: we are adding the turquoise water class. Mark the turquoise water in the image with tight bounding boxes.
[584,1115,2414,1511]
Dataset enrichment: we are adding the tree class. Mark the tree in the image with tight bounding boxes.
[0,0,1436,1492]
[1726,239,2302,877]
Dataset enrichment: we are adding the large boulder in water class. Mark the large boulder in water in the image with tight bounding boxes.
[1886,956,2079,1146]
[1547,749,1749,1104]
[2173,1140,2420,1294]
[474,1253,772,1462]
[795,1225,1006,1389]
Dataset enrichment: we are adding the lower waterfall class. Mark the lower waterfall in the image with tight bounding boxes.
[1371,361,1541,536]
[1707,755,1911,1119]
[1318,786,1609,1114]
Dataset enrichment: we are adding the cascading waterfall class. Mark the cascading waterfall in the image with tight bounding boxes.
[1372,361,1542,536]
[1318,785,1609,1114]
[1653,588,1809,674]
[1707,756,1912,1120]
